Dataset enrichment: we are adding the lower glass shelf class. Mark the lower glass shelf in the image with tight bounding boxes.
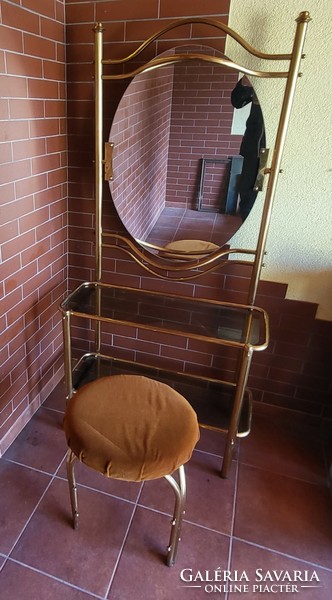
[71,354,252,438]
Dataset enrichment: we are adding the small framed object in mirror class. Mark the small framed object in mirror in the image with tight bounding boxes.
[197,156,244,215]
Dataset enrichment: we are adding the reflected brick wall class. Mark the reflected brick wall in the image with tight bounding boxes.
[110,67,174,240]
[166,63,241,210]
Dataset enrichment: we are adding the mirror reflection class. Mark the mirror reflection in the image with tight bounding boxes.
[109,46,265,257]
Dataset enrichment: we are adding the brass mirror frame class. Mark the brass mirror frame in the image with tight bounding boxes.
[94,13,310,305]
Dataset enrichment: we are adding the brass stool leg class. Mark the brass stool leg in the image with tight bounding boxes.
[164,464,186,567]
[66,449,79,529]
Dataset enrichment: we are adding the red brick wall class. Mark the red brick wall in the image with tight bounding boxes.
[0,0,67,454]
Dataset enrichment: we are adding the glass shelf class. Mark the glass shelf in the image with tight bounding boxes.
[71,354,252,437]
[60,281,269,350]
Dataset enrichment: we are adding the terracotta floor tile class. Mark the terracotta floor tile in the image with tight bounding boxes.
[43,380,67,413]
[138,449,237,535]
[196,427,225,456]
[230,539,332,599]
[10,477,135,597]
[0,461,50,555]
[108,506,230,600]
[234,463,332,569]
[239,411,326,484]
[0,560,95,600]
[3,407,67,475]
[145,207,219,247]
[196,426,240,465]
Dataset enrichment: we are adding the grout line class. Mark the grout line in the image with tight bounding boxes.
[2,557,104,600]
[195,447,224,459]
[6,458,66,559]
[103,485,144,598]
[0,554,8,575]
[54,451,68,475]
[238,458,328,487]
[54,473,143,507]
[136,501,173,519]
[231,536,332,573]
[182,517,231,538]
[3,456,67,480]
[230,457,240,538]
[41,405,65,415]
[225,459,240,600]
[172,209,184,242]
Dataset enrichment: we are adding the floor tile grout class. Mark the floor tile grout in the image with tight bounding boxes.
[3,557,104,599]
[3,456,67,479]
[230,537,332,573]
[5,477,57,560]
[104,490,142,598]
[237,458,328,487]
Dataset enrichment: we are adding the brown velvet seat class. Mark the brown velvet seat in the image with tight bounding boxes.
[63,374,200,566]
[160,239,219,260]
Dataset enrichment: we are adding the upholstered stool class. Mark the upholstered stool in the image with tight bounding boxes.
[161,239,219,259]
[63,374,200,566]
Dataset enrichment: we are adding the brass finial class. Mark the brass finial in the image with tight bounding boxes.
[93,22,105,32]
[296,11,312,24]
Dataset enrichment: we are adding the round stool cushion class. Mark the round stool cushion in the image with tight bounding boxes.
[161,239,219,259]
[63,375,200,482]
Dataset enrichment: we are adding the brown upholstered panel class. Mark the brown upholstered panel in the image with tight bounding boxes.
[161,239,219,259]
[64,375,200,481]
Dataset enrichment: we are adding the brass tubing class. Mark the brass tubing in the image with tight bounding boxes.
[94,23,104,283]
[62,312,73,400]
[90,351,238,389]
[94,24,104,352]
[101,17,292,64]
[67,310,263,350]
[101,244,253,281]
[102,54,288,81]
[66,450,79,529]
[61,279,265,311]
[221,346,254,478]
[102,232,256,269]
[165,466,186,566]
[95,284,102,354]
[248,12,311,305]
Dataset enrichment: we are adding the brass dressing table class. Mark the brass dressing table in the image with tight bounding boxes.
[60,12,310,477]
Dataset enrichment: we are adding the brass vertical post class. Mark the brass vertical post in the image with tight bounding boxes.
[62,312,73,400]
[221,345,254,478]
[248,11,311,305]
[94,24,104,353]
[94,23,104,282]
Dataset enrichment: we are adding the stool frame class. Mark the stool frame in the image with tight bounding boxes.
[66,448,187,567]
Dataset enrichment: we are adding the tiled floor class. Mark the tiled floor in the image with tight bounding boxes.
[145,207,242,248]
[1,381,332,599]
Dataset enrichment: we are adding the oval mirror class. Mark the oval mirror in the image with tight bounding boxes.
[109,45,265,258]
